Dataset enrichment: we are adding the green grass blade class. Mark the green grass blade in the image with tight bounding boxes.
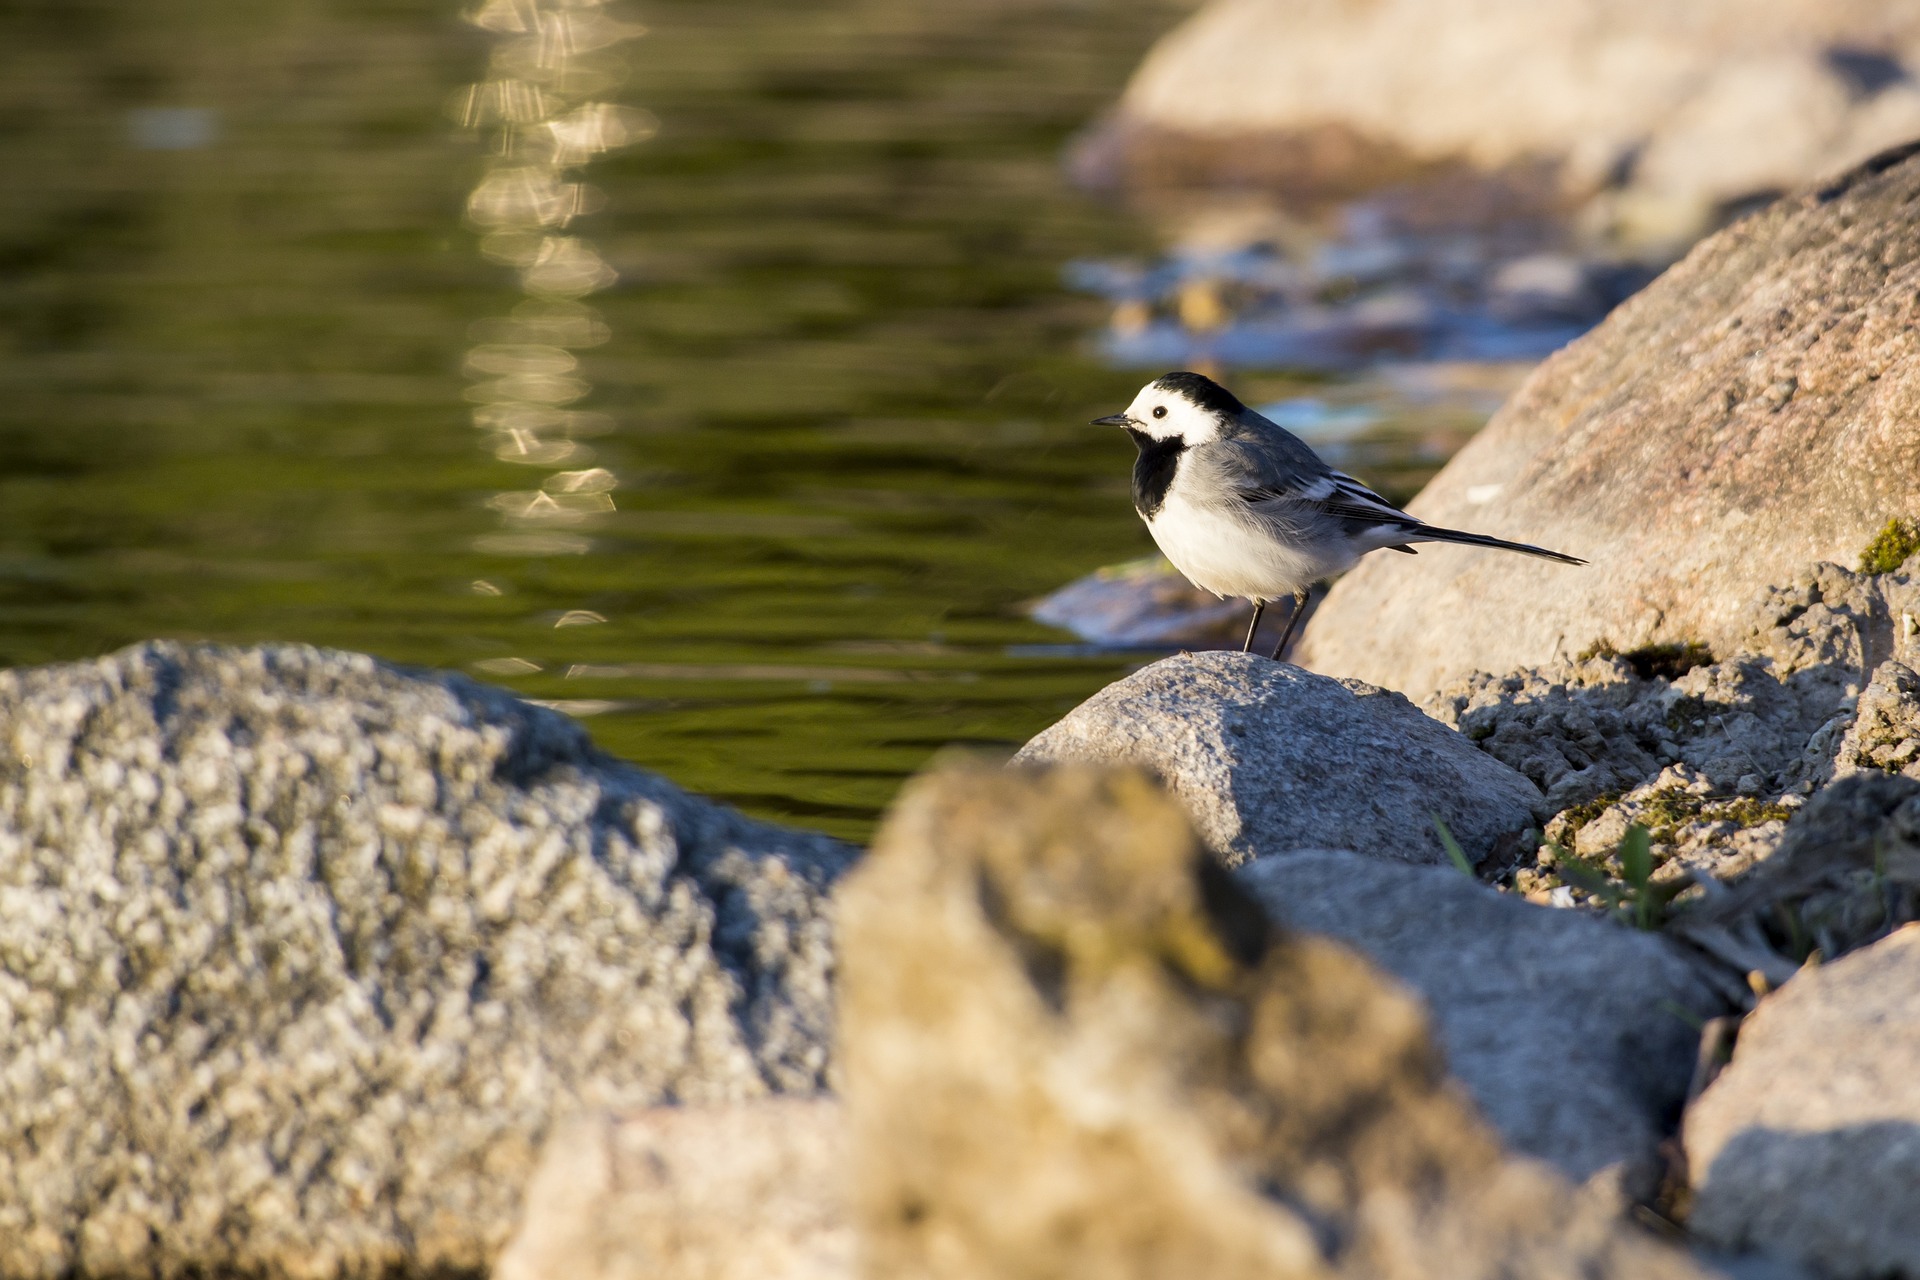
[1431,815,1476,877]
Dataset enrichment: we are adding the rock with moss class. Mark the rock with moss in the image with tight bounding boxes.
[1673,773,1920,980]
[1685,926,1920,1278]
[839,760,1711,1280]
[1239,850,1728,1193]
[1858,516,1920,575]
[1431,561,1920,892]
[1833,659,1920,779]
[0,641,855,1280]
[1297,146,1920,700]
[1016,650,1544,869]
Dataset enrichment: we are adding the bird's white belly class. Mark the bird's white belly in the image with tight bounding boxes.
[1146,491,1349,601]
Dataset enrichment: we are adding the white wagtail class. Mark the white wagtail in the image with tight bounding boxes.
[1092,371,1585,659]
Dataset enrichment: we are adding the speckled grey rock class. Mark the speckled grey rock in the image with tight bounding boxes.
[1014,650,1543,869]
[1686,926,1920,1277]
[1240,850,1728,1191]
[1298,148,1920,700]
[0,641,855,1280]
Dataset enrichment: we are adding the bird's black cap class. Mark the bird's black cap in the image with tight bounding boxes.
[1152,371,1246,419]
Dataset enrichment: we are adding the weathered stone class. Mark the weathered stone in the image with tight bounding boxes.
[1686,926,1920,1277]
[1297,149,1920,699]
[1674,773,1920,982]
[1094,0,1920,243]
[1015,651,1542,869]
[838,760,1707,1280]
[0,642,855,1279]
[1833,658,1920,779]
[1239,850,1727,1190]
[495,1101,850,1280]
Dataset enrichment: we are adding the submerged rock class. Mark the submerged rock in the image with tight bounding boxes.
[1298,147,1920,699]
[1240,851,1727,1191]
[1027,555,1249,649]
[0,642,854,1279]
[838,760,1707,1280]
[1685,926,1920,1278]
[1015,650,1542,869]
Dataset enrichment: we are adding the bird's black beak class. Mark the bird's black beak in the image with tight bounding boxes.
[1090,413,1132,427]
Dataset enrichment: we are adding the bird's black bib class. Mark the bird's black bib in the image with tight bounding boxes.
[1127,428,1186,519]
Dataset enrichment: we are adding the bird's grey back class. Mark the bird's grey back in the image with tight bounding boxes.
[1192,408,1333,501]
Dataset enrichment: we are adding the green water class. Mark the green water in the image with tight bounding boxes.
[0,0,1468,842]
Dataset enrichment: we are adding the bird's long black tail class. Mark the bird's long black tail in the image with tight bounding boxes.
[1407,524,1586,565]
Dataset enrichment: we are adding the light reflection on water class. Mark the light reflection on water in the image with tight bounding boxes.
[457,0,648,576]
[0,0,1497,842]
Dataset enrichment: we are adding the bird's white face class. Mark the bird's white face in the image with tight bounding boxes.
[1106,380,1227,444]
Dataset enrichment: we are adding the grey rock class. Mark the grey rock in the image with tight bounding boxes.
[1686,926,1920,1277]
[1298,147,1920,700]
[839,760,1708,1280]
[495,1101,850,1280]
[1239,850,1728,1190]
[1096,0,1920,245]
[0,641,855,1279]
[1015,650,1542,869]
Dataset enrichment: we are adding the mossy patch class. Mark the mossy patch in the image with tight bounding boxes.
[1557,790,1621,837]
[1718,796,1794,827]
[1858,517,1920,575]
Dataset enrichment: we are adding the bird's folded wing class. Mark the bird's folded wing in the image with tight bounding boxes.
[1238,468,1420,532]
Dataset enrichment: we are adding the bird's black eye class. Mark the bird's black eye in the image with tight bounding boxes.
[1152,405,1167,419]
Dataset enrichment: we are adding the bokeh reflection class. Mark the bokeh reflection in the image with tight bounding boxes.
[456,0,652,558]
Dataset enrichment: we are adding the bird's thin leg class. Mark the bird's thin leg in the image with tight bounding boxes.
[1241,601,1266,653]
[1270,588,1311,661]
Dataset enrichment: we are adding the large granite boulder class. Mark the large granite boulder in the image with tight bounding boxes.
[1685,926,1920,1278]
[1014,651,1542,869]
[1094,0,1920,242]
[1297,147,1920,700]
[837,760,1707,1280]
[1240,851,1727,1190]
[0,642,855,1279]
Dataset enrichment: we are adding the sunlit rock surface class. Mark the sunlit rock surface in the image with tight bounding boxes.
[1298,148,1920,699]
[1016,650,1543,869]
[0,641,853,1279]
[1685,927,1920,1278]
[495,1101,850,1280]
[838,761,1708,1280]
[1095,0,1920,243]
